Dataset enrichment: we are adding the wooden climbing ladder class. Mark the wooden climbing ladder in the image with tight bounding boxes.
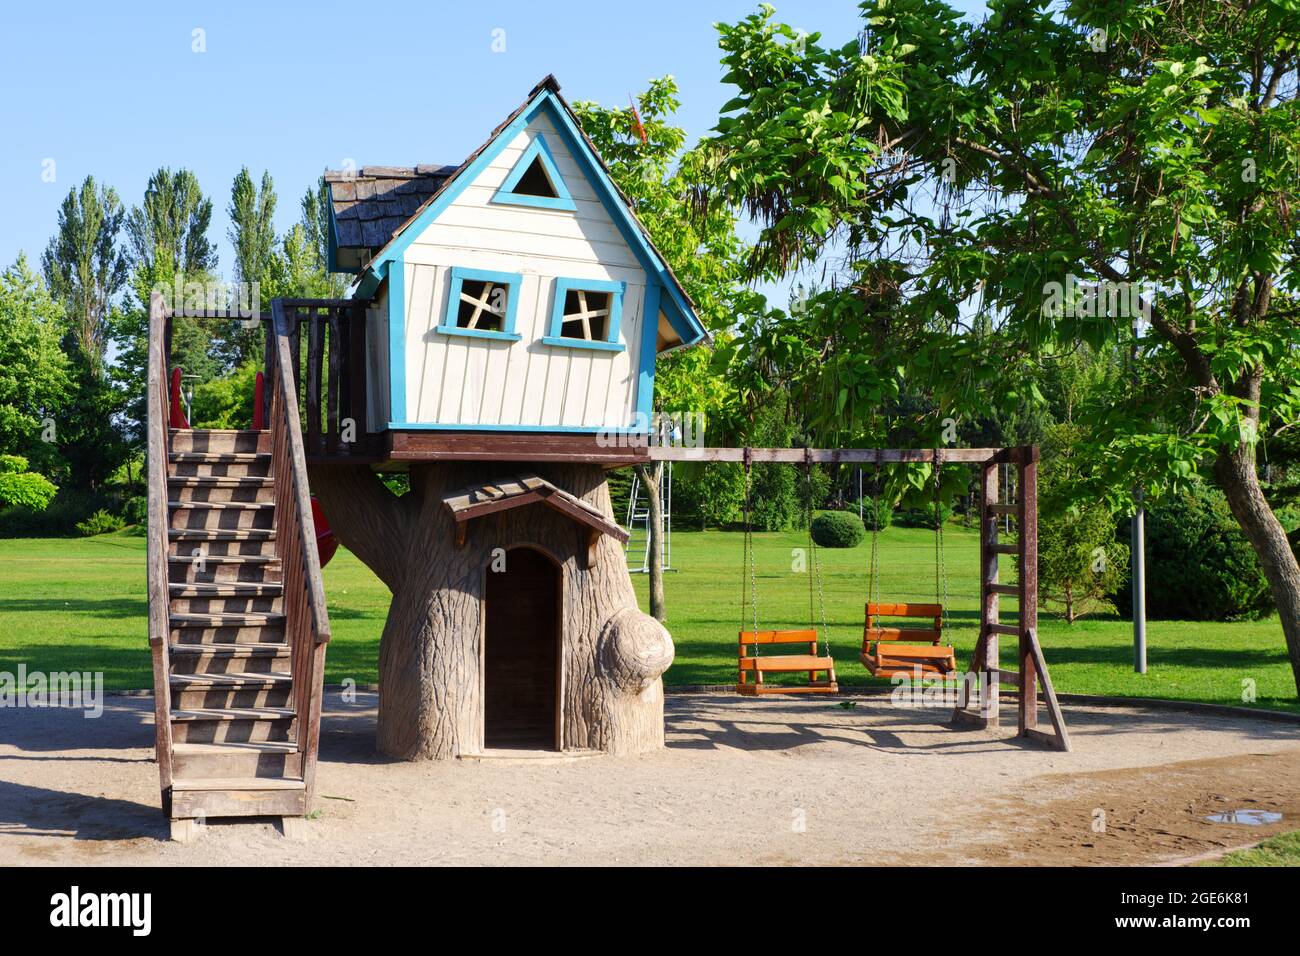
[952,446,1071,751]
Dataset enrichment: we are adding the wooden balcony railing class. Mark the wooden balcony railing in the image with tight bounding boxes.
[267,298,378,459]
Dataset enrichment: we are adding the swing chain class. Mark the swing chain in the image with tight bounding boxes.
[869,450,882,608]
[935,448,950,635]
[742,447,758,639]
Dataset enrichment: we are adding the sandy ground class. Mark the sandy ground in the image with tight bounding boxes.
[1,691,1297,866]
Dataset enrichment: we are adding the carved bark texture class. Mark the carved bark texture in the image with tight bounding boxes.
[310,461,673,760]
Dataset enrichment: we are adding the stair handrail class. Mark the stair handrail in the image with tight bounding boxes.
[269,299,331,800]
[146,292,174,794]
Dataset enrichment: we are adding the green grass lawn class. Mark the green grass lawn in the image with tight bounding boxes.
[0,526,1296,713]
[1200,830,1300,866]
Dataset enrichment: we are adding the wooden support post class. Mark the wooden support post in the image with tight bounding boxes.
[347,303,368,450]
[262,317,274,425]
[170,818,202,844]
[979,456,1000,726]
[307,312,324,456]
[1023,628,1072,751]
[953,455,1000,727]
[326,307,341,453]
[1017,446,1039,736]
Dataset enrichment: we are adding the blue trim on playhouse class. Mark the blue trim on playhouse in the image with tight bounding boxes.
[348,83,705,348]
[338,78,710,432]
[543,277,626,351]
[384,422,647,433]
[491,133,576,211]
[636,283,662,426]
[385,258,405,425]
[438,266,524,341]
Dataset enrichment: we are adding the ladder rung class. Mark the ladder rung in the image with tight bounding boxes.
[986,584,1020,596]
[987,503,1018,516]
[991,543,1019,555]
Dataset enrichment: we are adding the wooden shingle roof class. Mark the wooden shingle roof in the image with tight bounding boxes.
[325,165,456,270]
[442,472,628,561]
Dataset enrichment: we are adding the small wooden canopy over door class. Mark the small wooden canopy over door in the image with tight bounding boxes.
[442,472,629,563]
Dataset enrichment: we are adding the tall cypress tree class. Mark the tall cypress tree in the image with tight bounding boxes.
[40,176,127,377]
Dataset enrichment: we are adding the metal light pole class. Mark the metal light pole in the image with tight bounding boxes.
[1131,316,1147,673]
[1132,492,1147,673]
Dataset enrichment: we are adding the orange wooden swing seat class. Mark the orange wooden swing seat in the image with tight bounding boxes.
[737,629,838,695]
[860,602,958,679]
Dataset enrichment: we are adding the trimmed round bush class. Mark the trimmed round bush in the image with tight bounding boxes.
[1110,484,1272,621]
[811,510,866,548]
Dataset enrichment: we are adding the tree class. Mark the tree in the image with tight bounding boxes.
[573,78,752,618]
[229,168,278,288]
[218,168,278,365]
[113,169,221,449]
[311,463,674,759]
[126,168,217,277]
[0,455,57,512]
[40,176,127,376]
[0,256,72,476]
[694,0,1300,692]
[1039,424,1130,622]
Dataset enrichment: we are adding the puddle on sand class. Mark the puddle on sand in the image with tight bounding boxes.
[1205,810,1283,826]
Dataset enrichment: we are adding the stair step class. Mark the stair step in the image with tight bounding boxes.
[171,739,303,780]
[169,475,273,487]
[170,611,285,627]
[172,707,295,722]
[168,528,274,541]
[174,740,297,755]
[171,776,304,792]
[170,672,291,688]
[168,500,274,510]
[169,670,293,709]
[170,451,271,463]
[168,554,277,564]
[169,582,283,598]
[169,643,289,658]
[169,429,269,455]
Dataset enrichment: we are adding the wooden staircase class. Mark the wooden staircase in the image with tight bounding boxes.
[147,295,331,839]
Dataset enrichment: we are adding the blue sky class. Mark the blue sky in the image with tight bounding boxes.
[0,0,985,280]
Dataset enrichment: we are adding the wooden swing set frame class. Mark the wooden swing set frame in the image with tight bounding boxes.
[648,444,1071,752]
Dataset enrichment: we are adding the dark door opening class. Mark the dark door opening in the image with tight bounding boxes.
[484,547,560,749]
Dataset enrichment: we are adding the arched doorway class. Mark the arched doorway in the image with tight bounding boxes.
[483,547,561,749]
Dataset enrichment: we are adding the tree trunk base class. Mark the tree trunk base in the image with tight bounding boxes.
[311,461,673,761]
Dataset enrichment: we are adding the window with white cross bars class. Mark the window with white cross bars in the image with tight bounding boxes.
[455,279,509,332]
[557,287,612,341]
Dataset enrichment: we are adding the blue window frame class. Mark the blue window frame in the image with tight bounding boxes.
[542,277,627,352]
[437,267,523,342]
[491,134,577,211]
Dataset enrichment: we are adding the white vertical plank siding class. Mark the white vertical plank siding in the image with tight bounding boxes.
[397,110,647,430]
